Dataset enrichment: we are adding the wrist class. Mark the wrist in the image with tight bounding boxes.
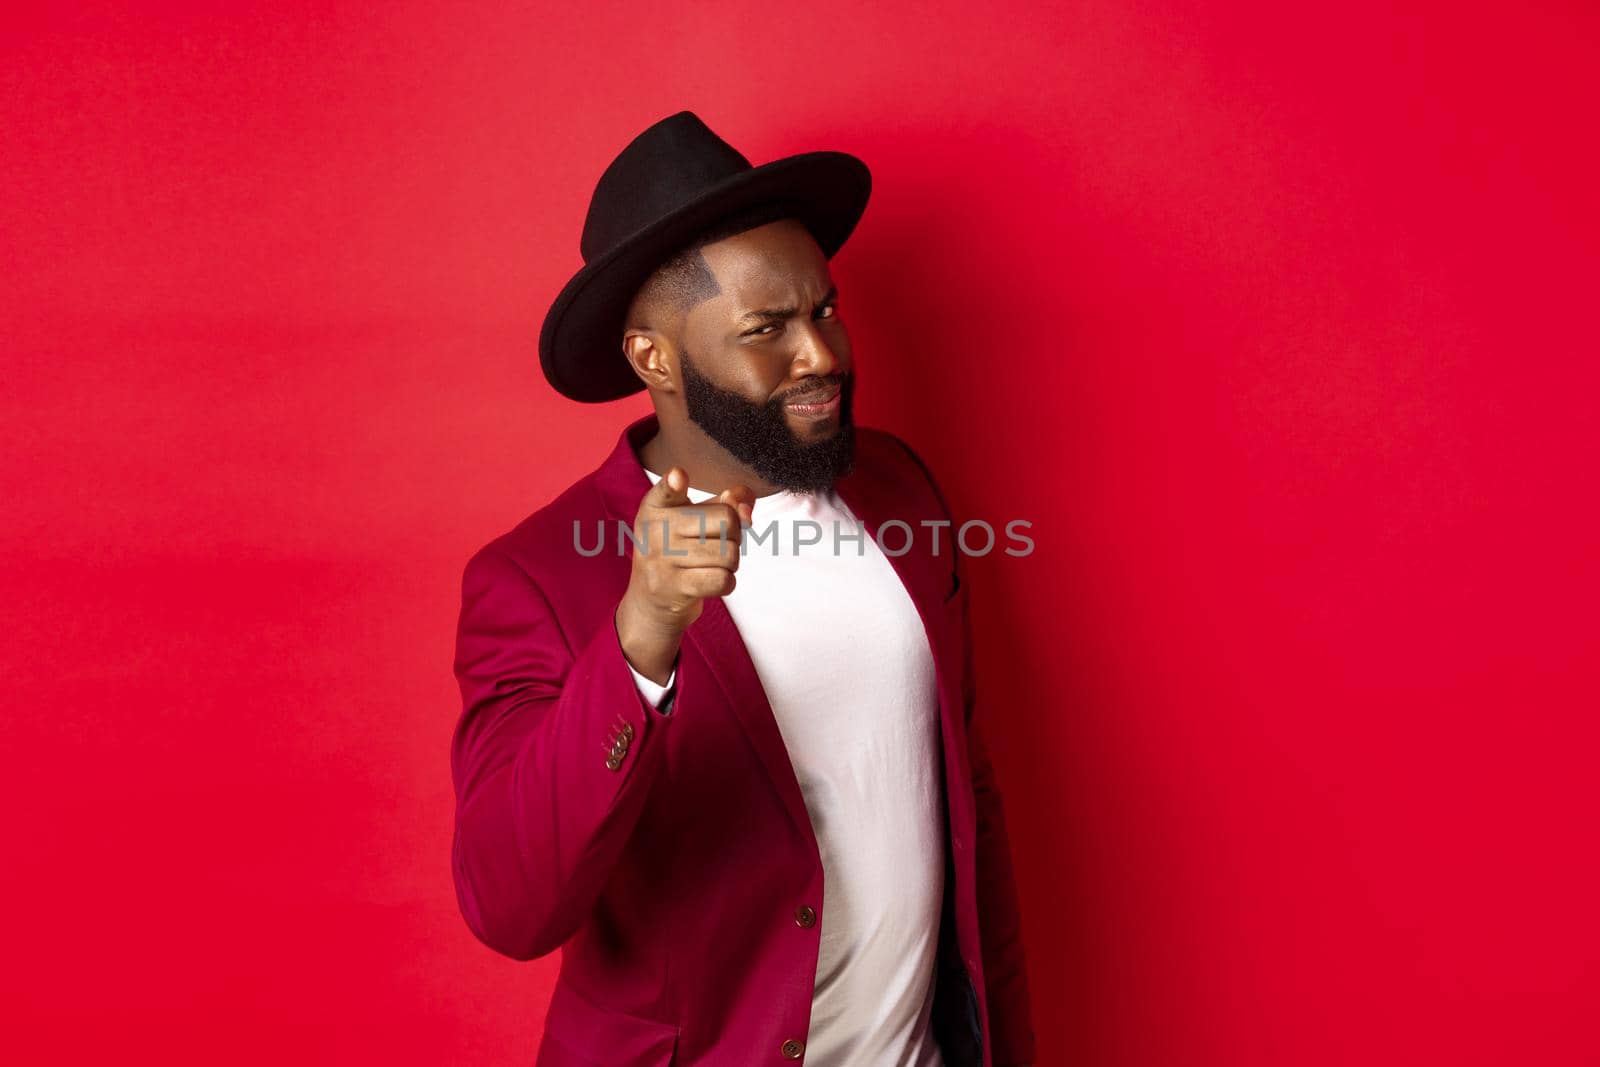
[614,596,682,685]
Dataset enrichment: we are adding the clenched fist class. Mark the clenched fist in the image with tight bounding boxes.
[613,467,756,686]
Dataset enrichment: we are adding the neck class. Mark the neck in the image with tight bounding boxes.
[638,415,789,498]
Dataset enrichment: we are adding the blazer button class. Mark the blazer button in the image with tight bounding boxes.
[605,755,621,771]
[780,1037,804,1059]
[620,723,635,741]
[794,905,816,928]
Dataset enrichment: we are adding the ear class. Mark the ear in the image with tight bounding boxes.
[622,329,678,395]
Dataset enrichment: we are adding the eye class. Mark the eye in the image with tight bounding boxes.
[744,324,779,337]
[816,302,838,319]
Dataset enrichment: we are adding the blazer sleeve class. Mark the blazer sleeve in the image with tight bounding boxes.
[894,435,1039,1066]
[449,545,679,961]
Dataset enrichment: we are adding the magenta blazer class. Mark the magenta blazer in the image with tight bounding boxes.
[450,413,1037,1066]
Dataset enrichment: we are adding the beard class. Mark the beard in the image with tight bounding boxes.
[679,350,857,493]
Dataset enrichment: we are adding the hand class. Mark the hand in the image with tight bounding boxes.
[614,467,754,684]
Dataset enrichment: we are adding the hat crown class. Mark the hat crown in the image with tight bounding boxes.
[579,111,753,263]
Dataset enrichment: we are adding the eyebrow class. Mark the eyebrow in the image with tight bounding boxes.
[737,283,838,325]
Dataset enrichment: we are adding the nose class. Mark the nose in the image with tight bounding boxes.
[789,319,847,380]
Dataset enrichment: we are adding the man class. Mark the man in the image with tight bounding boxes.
[450,110,1036,1067]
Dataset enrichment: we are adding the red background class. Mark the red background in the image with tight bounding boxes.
[4,3,1597,1064]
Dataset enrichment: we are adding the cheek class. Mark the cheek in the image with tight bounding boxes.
[722,356,785,400]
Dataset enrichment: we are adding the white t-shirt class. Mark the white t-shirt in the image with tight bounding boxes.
[634,468,947,1067]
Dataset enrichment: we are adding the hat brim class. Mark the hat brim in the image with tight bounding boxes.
[538,150,871,403]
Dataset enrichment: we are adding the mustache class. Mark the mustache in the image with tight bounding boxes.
[776,375,849,406]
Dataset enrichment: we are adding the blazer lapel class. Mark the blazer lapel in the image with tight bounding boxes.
[682,594,818,854]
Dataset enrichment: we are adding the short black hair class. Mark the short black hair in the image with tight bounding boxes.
[625,198,811,334]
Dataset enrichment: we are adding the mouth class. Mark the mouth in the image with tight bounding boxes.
[784,384,842,419]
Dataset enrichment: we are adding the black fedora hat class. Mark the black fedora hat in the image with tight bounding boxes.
[538,110,872,403]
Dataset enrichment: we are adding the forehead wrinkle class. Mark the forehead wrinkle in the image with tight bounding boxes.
[732,275,834,323]
[720,259,828,312]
